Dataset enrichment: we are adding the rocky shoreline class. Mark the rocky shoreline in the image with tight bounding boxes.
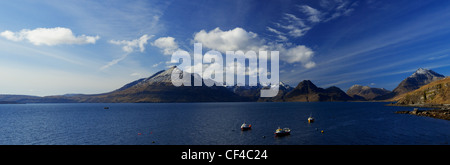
[393,104,450,120]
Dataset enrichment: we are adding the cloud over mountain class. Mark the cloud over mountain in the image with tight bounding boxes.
[151,36,181,55]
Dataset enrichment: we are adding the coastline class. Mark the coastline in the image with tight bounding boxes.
[389,103,450,120]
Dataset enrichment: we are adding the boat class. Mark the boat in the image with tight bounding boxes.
[241,123,252,130]
[308,113,314,123]
[274,127,291,136]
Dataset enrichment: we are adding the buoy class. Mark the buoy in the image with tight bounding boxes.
[321,130,324,134]
[138,133,142,135]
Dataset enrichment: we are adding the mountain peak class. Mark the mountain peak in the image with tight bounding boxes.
[391,68,445,96]
[284,80,352,102]
[410,68,444,78]
[415,68,427,74]
[296,80,318,90]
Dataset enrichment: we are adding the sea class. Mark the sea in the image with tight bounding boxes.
[0,102,448,145]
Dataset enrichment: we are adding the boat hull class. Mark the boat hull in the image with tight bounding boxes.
[241,127,251,131]
[275,132,290,136]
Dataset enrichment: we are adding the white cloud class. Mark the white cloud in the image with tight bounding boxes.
[0,27,100,46]
[151,37,180,55]
[193,27,315,69]
[274,44,315,67]
[268,1,358,42]
[304,61,317,69]
[102,34,153,70]
[266,27,288,42]
[322,0,358,22]
[279,13,311,38]
[152,61,163,67]
[109,34,153,53]
[194,27,268,53]
[100,53,129,70]
[299,5,323,23]
[428,54,449,60]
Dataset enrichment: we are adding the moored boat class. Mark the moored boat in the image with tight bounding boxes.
[274,127,291,136]
[241,123,252,130]
[308,113,314,123]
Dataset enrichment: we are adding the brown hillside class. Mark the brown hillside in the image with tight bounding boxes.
[396,77,450,105]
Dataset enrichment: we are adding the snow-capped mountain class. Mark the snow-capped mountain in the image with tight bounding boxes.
[83,66,243,102]
[393,68,444,95]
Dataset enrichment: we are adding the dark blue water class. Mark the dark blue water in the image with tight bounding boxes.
[0,102,448,145]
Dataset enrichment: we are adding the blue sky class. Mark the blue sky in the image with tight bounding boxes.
[1,0,450,96]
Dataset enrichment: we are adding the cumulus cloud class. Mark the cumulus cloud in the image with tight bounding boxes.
[109,34,153,53]
[283,45,315,65]
[0,27,100,46]
[193,27,315,69]
[151,37,180,55]
[194,27,268,53]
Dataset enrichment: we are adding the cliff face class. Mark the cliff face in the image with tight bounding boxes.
[396,77,450,105]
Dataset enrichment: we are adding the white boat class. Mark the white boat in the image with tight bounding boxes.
[274,127,291,136]
[241,123,252,130]
[308,113,314,123]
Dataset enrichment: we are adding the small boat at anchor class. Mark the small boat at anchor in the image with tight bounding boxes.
[308,113,314,123]
[241,123,252,131]
[274,127,291,136]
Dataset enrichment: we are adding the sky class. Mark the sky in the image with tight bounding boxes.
[1,0,450,96]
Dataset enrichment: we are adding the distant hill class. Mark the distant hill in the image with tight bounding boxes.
[396,77,450,105]
[257,82,294,102]
[0,94,77,103]
[226,82,293,102]
[281,80,352,102]
[346,85,391,101]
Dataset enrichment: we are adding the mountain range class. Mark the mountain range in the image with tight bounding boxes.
[0,67,447,104]
[278,80,352,102]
